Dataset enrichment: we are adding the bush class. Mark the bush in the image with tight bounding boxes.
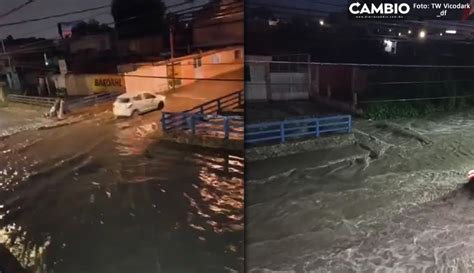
[365,98,474,120]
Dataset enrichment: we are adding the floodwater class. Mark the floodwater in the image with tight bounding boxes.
[247,110,474,273]
[0,107,51,137]
[0,112,244,273]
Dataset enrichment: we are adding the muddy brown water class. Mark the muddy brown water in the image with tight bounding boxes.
[247,110,474,273]
[0,113,244,273]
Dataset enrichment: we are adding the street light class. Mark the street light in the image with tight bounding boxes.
[419,30,426,39]
[408,29,412,34]
[445,29,457,34]
[319,19,325,26]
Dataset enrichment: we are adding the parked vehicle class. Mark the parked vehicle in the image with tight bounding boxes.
[113,92,166,117]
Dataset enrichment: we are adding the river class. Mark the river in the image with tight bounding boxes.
[247,110,474,273]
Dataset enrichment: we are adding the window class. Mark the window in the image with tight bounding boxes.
[133,95,143,101]
[235,50,241,60]
[143,93,156,99]
[193,57,202,68]
[212,55,221,64]
[118,98,130,103]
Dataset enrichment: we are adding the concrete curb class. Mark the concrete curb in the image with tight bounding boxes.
[37,118,84,130]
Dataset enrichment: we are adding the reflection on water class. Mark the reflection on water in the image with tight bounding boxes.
[114,119,160,156]
[0,118,244,273]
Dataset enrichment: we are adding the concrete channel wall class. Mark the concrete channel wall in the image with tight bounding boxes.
[246,134,357,162]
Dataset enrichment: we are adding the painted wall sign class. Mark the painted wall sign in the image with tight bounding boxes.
[94,78,123,87]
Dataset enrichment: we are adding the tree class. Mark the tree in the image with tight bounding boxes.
[71,19,112,37]
[111,0,167,39]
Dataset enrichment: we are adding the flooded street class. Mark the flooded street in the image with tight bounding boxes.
[0,112,244,273]
[0,107,51,138]
[247,110,474,273]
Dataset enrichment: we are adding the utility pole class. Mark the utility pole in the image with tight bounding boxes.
[43,53,52,96]
[1,39,13,89]
[169,25,176,91]
[1,39,12,68]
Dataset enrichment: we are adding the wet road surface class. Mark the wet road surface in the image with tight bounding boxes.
[247,110,474,273]
[0,69,244,272]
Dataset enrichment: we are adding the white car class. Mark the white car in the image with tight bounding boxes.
[113,92,166,117]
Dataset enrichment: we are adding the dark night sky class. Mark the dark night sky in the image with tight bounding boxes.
[249,0,474,31]
[250,0,347,16]
[0,0,209,39]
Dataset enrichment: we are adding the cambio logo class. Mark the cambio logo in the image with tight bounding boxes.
[349,2,411,15]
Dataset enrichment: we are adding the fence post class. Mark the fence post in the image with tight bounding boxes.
[314,65,320,97]
[191,115,196,135]
[200,105,204,114]
[316,119,320,137]
[183,112,188,129]
[352,92,358,109]
[217,99,222,112]
[162,112,167,131]
[348,116,352,133]
[224,117,230,139]
[280,122,285,143]
[351,67,357,107]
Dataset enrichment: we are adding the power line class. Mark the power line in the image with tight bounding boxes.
[359,94,474,104]
[246,60,474,69]
[120,74,243,82]
[0,0,36,19]
[167,1,200,10]
[247,4,331,16]
[369,79,474,85]
[0,4,243,57]
[0,0,237,30]
[295,0,345,8]
[0,5,111,28]
[15,11,110,38]
[14,59,244,67]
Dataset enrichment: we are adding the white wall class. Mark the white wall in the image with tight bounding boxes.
[120,47,243,95]
[121,65,168,95]
[246,55,311,102]
[270,72,310,101]
[245,63,267,101]
[245,55,271,101]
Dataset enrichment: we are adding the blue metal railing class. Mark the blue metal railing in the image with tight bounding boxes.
[162,90,244,131]
[67,91,123,111]
[245,115,352,144]
[187,114,243,140]
[7,92,123,110]
[8,95,57,107]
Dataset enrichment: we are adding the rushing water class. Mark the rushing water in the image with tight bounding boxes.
[247,110,474,273]
[0,114,244,273]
